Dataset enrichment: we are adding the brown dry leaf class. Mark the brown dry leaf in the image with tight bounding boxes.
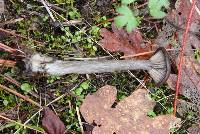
[167,57,200,106]
[167,57,200,123]
[80,85,178,134]
[156,0,200,54]
[99,23,151,58]
[42,107,66,134]
[175,0,200,22]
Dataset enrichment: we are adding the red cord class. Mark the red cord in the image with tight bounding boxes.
[173,0,196,115]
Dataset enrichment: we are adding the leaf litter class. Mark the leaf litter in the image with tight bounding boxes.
[155,0,200,130]
[80,85,180,134]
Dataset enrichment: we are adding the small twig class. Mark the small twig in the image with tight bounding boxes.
[96,18,114,27]
[76,106,84,134]
[120,49,175,59]
[135,75,149,90]
[38,0,56,22]
[0,84,41,108]
[0,115,45,133]
[0,28,44,46]
[121,51,153,59]
[0,18,24,27]
[1,74,21,87]
[0,59,16,67]
[46,2,66,12]
[0,42,17,53]
[135,2,148,9]
[62,19,83,26]
[189,0,200,15]
[121,48,198,59]
[63,56,112,61]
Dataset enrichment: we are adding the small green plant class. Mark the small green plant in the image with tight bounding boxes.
[20,83,32,93]
[73,80,90,106]
[115,0,170,32]
[194,50,200,64]
[148,0,170,19]
[147,110,156,117]
[194,50,200,74]
[47,76,61,84]
[115,5,139,33]
[69,7,81,19]
[74,81,90,97]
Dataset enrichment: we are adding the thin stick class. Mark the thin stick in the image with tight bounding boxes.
[0,84,41,108]
[173,0,196,115]
[0,115,45,133]
[120,48,198,59]
[0,18,24,27]
[189,0,200,15]
[0,59,16,67]
[46,2,66,12]
[39,0,56,22]
[76,106,84,134]
[96,18,114,27]
[135,2,148,9]
[0,42,17,53]
[121,51,154,59]
[121,48,179,59]
[1,74,21,87]
[0,28,44,46]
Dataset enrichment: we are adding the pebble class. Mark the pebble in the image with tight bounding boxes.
[0,0,4,14]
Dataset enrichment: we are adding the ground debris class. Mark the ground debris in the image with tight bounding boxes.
[80,85,179,134]
[177,100,200,122]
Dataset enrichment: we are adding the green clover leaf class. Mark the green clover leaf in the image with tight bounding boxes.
[115,6,139,33]
[148,0,170,19]
[121,0,136,5]
[21,83,32,93]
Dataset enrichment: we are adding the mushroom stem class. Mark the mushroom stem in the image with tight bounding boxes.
[27,47,170,86]
[40,60,152,75]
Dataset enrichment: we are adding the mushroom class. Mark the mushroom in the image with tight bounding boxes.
[26,47,171,86]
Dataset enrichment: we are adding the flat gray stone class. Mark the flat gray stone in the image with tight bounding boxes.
[0,0,4,14]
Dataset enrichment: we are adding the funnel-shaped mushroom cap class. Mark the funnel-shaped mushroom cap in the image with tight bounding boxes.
[149,47,171,87]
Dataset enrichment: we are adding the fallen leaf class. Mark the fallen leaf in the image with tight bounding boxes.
[167,57,200,106]
[80,85,179,134]
[156,0,200,55]
[167,57,200,123]
[175,0,200,22]
[156,1,200,120]
[42,107,66,134]
[99,23,151,58]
